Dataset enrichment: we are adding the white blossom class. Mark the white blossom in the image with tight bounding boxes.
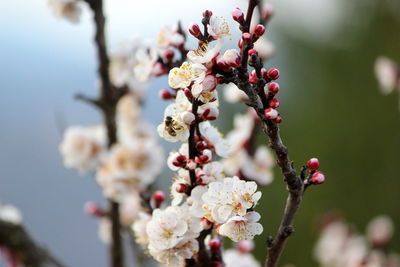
[223,83,248,103]
[223,249,261,267]
[366,215,394,246]
[196,162,224,185]
[240,147,275,186]
[226,113,255,154]
[119,193,141,226]
[96,140,163,200]
[48,0,81,23]
[149,238,199,267]
[133,47,158,83]
[199,121,231,158]
[157,25,185,48]
[59,125,106,173]
[132,211,152,248]
[187,41,222,65]
[0,204,22,225]
[207,15,230,39]
[168,62,207,89]
[98,217,111,244]
[253,36,275,60]
[218,211,263,242]
[375,57,399,95]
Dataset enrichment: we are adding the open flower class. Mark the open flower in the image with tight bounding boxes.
[187,40,222,65]
[218,211,263,242]
[132,211,152,248]
[168,62,207,89]
[207,15,230,39]
[224,249,261,267]
[199,121,231,158]
[59,125,106,173]
[157,25,185,48]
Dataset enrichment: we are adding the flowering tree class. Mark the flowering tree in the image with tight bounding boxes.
[1,0,331,266]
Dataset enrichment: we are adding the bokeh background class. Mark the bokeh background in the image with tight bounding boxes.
[1,0,399,266]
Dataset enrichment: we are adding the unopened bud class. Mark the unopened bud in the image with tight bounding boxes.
[176,183,189,194]
[266,68,280,80]
[254,24,266,37]
[186,159,197,170]
[307,158,320,170]
[232,8,245,23]
[152,191,166,207]
[209,239,222,253]
[242,32,252,43]
[189,24,201,37]
[202,10,213,17]
[159,89,174,100]
[268,82,280,94]
[181,111,196,125]
[310,171,325,184]
[248,49,258,57]
[264,108,278,119]
[84,202,105,217]
[223,49,240,67]
[269,98,280,108]
[272,116,282,124]
[249,70,258,84]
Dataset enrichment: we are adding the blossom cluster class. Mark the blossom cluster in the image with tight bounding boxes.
[314,215,400,267]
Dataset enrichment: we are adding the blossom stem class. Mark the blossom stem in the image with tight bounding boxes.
[0,219,65,267]
[188,99,200,187]
[84,0,124,266]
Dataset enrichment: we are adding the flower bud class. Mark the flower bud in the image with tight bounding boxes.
[186,159,197,170]
[254,24,266,37]
[268,82,280,94]
[184,88,193,99]
[272,116,282,124]
[269,98,280,108]
[196,141,207,151]
[164,49,174,61]
[238,39,243,49]
[307,158,319,170]
[159,89,174,100]
[189,24,201,37]
[176,154,187,163]
[181,111,196,125]
[176,183,189,194]
[223,49,240,67]
[242,32,252,43]
[84,202,105,217]
[202,10,213,17]
[216,57,231,72]
[248,49,258,57]
[261,68,268,80]
[266,68,280,80]
[367,216,394,248]
[202,75,218,91]
[232,8,245,23]
[237,240,254,254]
[202,107,219,121]
[264,108,278,119]
[152,191,166,207]
[209,239,222,253]
[310,171,325,184]
[249,70,258,84]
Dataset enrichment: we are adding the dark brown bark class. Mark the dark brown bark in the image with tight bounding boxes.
[0,220,64,267]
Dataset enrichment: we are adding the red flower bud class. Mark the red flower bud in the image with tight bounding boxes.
[266,68,280,80]
[209,239,222,253]
[176,183,189,194]
[264,108,278,119]
[268,82,280,94]
[84,202,105,217]
[242,32,252,43]
[307,158,320,170]
[238,39,243,49]
[269,98,280,108]
[249,70,258,84]
[232,8,245,23]
[310,171,325,184]
[254,24,266,37]
[189,24,201,37]
[202,10,213,17]
[159,89,174,100]
[152,191,166,207]
[272,116,282,124]
[164,49,174,61]
[248,49,258,56]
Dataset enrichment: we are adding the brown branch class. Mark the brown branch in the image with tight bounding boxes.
[234,1,307,267]
[83,0,124,266]
[0,220,65,267]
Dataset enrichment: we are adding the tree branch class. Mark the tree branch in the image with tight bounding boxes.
[0,220,64,267]
[84,0,124,266]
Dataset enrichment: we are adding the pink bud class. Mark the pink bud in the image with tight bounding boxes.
[202,75,218,91]
[264,108,278,119]
[196,141,207,151]
[181,111,195,125]
[269,98,280,108]
[216,57,231,72]
[249,70,258,84]
[261,68,268,80]
[223,49,240,67]
[164,49,174,61]
[254,24,266,37]
[238,39,243,49]
[237,240,254,254]
[242,32,252,43]
[232,8,245,23]
[268,82,280,94]
[84,202,105,217]
[200,217,213,229]
[152,191,166,207]
[266,68,280,80]
[159,89,174,100]
[209,239,221,253]
[310,171,325,184]
[202,10,213,17]
[176,183,189,194]
[307,158,320,170]
[248,49,258,56]
[272,116,282,124]
[176,154,186,163]
[189,24,201,37]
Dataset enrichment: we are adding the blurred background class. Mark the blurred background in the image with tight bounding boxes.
[0,0,399,266]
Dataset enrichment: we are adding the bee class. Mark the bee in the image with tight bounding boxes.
[164,116,177,137]
[193,41,209,57]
